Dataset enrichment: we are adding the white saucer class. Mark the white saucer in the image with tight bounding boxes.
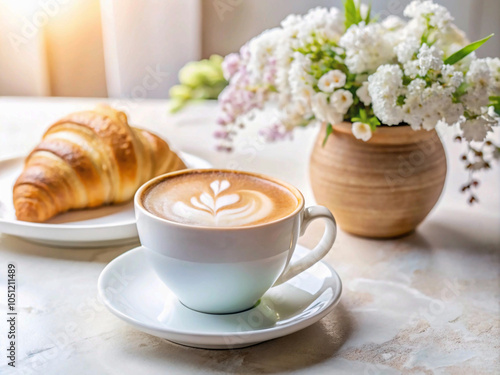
[0,153,212,248]
[98,245,342,349]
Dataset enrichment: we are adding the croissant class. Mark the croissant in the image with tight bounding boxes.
[13,105,186,222]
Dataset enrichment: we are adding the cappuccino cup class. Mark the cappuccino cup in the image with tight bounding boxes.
[135,169,337,314]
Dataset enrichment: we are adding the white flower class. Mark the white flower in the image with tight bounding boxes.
[281,14,302,30]
[304,7,332,28]
[369,56,464,131]
[318,70,346,92]
[330,89,353,114]
[294,85,315,108]
[279,105,310,129]
[275,41,294,105]
[398,43,445,80]
[394,37,420,64]
[311,92,342,125]
[466,59,491,86]
[289,53,314,92]
[403,60,420,79]
[417,44,444,76]
[463,59,491,115]
[402,1,460,52]
[339,22,396,74]
[487,106,498,118]
[382,15,406,30]
[484,57,500,96]
[407,78,426,94]
[368,65,404,125]
[352,122,372,141]
[402,80,463,130]
[246,27,283,85]
[441,65,464,89]
[274,7,345,111]
[356,81,371,105]
[287,7,344,50]
[404,0,453,30]
[401,78,427,129]
[460,117,493,142]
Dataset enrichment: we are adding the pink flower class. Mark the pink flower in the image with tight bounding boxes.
[264,58,277,85]
[222,53,241,80]
[259,122,293,142]
[216,41,277,150]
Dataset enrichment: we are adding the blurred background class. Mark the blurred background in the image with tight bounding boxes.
[0,0,498,98]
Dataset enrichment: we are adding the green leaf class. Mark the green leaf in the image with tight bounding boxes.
[490,96,500,116]
[323,123,334,146]
[369,116,380,126]
[455,82,469,96]
[397,95,406,106]
[364,2,372,23]
[356,3,363,23]
[367,116,380,130]
[343,0,362,30]
[359,108,367,121]
[444,34,494,65]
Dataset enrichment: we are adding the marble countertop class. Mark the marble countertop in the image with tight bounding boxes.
[0,97,498,374]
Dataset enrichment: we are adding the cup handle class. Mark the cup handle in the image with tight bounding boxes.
[273,206,337,286]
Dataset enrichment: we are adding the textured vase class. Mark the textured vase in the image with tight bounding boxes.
[310,122,447,238]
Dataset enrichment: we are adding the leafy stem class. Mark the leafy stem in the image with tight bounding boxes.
[444,34,494,65]
[322,123,334,146]
[343,0,372,30]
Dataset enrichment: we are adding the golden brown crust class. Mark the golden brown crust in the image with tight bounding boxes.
[137,129,186,175]
[32,139,105,206]
[14,154,76,222]
[13,105,186,222]
[47,109,138,200]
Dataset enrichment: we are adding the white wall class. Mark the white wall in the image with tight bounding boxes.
[0,0,498,97]
[101,0,201,98]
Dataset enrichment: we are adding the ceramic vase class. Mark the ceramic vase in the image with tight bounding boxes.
[310,122,447,238]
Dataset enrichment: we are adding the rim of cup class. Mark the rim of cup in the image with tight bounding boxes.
[134,168,305,231]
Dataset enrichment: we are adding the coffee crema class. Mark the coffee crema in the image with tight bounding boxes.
[142,171,300,227]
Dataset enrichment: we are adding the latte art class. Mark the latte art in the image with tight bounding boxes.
[143,171,300,227]
[171,180,274,226]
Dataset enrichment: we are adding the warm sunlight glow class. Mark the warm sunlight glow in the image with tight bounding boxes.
[1,0,40,16]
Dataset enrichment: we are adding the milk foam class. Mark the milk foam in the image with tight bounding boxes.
[170,180,273,226]
[143,172,299,227]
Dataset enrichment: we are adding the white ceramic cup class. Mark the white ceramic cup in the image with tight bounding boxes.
[135,169,337,314]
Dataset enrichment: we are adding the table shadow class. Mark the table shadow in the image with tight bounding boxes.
[418,221,500,255]
[123,303,353,374]
[341,221,499,256]
[341,228,433,253]
[0,234,138,263]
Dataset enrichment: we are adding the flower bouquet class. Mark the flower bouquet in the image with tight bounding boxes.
[215,0,500,237]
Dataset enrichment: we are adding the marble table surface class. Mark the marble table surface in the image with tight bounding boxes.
[0,97,498,374]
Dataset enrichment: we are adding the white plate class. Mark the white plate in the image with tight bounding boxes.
[0,153,212,248]
[98,245,342,349]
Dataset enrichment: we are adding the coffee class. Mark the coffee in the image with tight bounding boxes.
[142,170,300,227]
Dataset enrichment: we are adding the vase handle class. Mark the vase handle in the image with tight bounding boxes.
[274,206,337,286]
